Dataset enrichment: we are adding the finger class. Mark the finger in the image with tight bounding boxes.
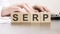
[12,4,29,13]
[1,7,11,17]
[19,8,29,13]
[14,3,35,13]
[1,6,21,17]
[10,6,21,12]
[23,4,34,13]
[10,4,27,13]
[25,3,34,12]
[34,10,39,13]
[11,3,24,8]
[42,6,50,12]
[33,5,45,12]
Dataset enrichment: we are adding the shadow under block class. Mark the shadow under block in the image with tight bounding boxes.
[11,12,51,23]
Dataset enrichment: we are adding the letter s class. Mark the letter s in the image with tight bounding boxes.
[13,14,18,21]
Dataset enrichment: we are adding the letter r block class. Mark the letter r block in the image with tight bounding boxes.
[31,13,40,23]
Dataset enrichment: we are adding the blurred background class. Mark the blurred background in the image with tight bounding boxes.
[0,0,60,14]
[0,0,60,34]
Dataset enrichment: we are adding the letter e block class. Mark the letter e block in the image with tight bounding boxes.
[21,13,31,23]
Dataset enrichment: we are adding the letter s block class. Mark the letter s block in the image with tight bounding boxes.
[11,12,22,24]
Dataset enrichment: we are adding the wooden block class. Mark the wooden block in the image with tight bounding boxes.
[11,12,22,23]
[31,13,40,23]
[21,13,31,23]
[39,12,42,23]
[11,12,51,24]
[40,12,51,23]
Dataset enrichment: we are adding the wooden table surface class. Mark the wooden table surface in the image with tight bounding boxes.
[0,20,60,34]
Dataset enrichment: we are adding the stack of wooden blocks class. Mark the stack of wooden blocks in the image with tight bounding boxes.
[11,12,51,24]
